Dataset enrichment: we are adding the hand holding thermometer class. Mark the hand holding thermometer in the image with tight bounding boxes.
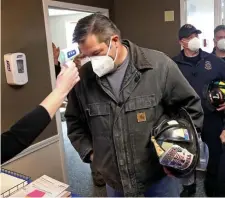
[58,44,80,65]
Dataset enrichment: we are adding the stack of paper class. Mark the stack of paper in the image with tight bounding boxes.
[10,175,70,197]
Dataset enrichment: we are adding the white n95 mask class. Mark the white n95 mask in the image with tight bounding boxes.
[188,37,201,52]
[81,39,118,78]
[91,55,116,77]
[217,38,225,51]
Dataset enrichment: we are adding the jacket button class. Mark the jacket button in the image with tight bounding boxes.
[134,75,140,82]
[119,160,125,166]
[114,133,120,137]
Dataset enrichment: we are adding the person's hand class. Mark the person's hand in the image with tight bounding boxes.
[52,43,60,65]
[217,103,225,111]
[220,130,225,144]
[55,61,80,97]
[40,61,79,118]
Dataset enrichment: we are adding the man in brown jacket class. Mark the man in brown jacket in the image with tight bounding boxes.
[65,13,203,197]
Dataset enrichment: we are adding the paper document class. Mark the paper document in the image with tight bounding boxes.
[10,175,69,197]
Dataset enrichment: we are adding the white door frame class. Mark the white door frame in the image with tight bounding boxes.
[42,0,109,183]
[180,0,187,27]
[215,0,223,27]
[180,0,222,51]
[180,0,222,28]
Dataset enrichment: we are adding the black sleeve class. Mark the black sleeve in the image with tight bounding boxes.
[163,58,204,130]
[219,59,225,130]
[1,105,51,164]
[55,62,61,77]
[65,88,93,163]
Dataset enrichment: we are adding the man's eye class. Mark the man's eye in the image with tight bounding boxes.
[93,51,101,56]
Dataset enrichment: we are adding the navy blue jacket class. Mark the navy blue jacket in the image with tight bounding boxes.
[173,49,225,131]
[212,47,225,62]
[218,144,225,196]
[211,48,225,196]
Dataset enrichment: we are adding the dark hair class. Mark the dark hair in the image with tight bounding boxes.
[73,13,121,44]
[214,25,225,36]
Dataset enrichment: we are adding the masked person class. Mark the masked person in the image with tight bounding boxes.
[213,25,225,197]
[213,25,225,61]
[65,14,204,197]
[173,24,225,197]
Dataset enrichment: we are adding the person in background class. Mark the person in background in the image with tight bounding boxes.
[213,25,225,197]
[213,25,225,61]
[65,13,203,197]
[52,42,61,77]
[1,62,80,164]
[173,24,225,197]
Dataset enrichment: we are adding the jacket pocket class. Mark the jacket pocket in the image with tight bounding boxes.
[125,95,157,132]
[87,102,111,138]
[125,95,158,169]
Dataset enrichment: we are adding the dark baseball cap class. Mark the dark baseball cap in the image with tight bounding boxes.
[179,24,202,40]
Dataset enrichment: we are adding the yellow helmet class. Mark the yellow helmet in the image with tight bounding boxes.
[207,80,225,108]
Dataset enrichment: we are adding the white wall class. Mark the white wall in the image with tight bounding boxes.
[49,12,91,49]
[186,0,214,52]
[3,141,64,182]
[223,0,225,24]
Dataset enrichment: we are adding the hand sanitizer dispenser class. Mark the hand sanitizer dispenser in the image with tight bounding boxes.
[4,53,28,85]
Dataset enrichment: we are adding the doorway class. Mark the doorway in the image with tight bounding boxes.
[48,8,91,50]
[180,0,224,52]
[42,0,109,196]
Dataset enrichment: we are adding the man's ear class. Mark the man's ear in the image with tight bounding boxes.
[112,35,119,43]
[179,40,184,48]
[111,35,119,49]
